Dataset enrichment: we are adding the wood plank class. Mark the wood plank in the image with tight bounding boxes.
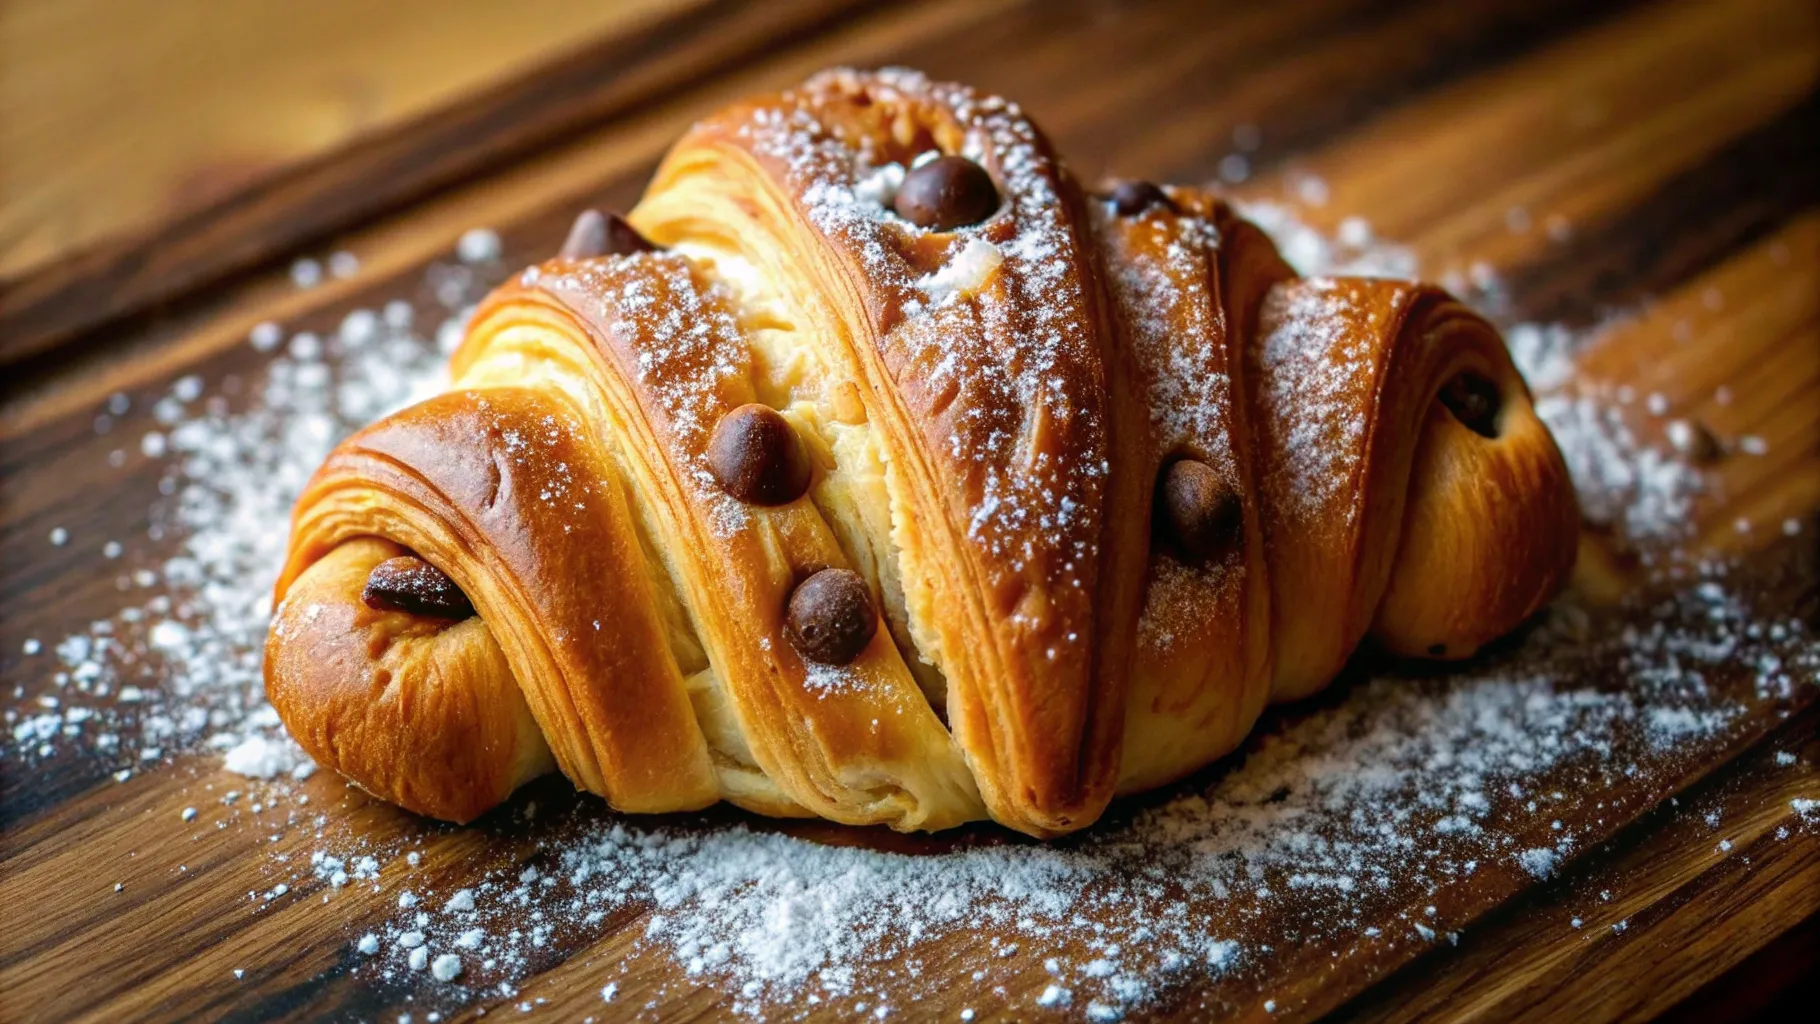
[0,0,684,280]
[0,0,883,368]
[2,0,1817,1021]
[1330,701,1820,1024]
[0,0,1636,436]
[1279,0,1817,239]
[1657,913,1820,1023]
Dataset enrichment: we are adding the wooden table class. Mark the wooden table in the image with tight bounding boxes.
[2,1,1816,1021]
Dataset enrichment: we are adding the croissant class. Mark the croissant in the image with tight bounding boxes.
[265,68,1578,837]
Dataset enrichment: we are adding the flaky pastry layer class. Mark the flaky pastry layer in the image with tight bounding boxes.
[266,69,1577,836]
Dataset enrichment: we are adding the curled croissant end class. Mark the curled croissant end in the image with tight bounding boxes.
[264,69,1576,836]
[1368,320,1581,664]
[266,539,553,822]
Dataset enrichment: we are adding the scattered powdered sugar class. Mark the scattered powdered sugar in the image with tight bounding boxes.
[4,161,1814,1020]
[5,250,470,772]
[1256,278,1378,523]
[222,733,309,780]
[291,258,323,290]
[799,661,864,697]
[1238,201,1418,280]
[1532,390,1704,540]
[1517,847,1560,879]
[1502,321,1581,394]
[916,236,1004,306]
[458,228,503,264]
[740,67,1106,597]
[314,573,1804,1017]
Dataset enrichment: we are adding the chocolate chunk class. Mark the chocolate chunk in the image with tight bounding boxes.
[1667,418,1726,464]
[602,212,659,255]
[1108,180,1175,216]
[1439,372,1502,438]
[362,556,475,619]
[559,209,607,259]
[707,404,812,506]
[1158,459,1242,562]
[893,156,999,230]
[785,568,877,665]
[559,209,659,259]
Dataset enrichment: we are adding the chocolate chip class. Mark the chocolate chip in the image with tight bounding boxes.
[785,568,877,665]
[893,156,999,230]
[1428,644,1447,657]
[707,404,811,506]
[362,556,475,619]
[1439,372,1502,438]
[1108,180,1175,216]
[602,212,659,255]
[559,209,658,259]
[1667,418,1726,464]
[1157,459,1242,562]
[559,209,607,258]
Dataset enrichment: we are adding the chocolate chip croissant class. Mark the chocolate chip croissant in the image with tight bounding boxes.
[265,68,1578,837]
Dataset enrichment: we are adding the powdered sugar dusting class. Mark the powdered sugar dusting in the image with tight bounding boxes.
[917,236,1004,306]
[533,253,753,539]
[222,733,307,779]
[736,67,1104,600]
[1257,279,1380,523]
[6,269,460,773]
[1239,201,1418,280]
[1107,207,1232,455]
[297,573,1807,1018]
[1534,389,1704,540]
[4,192,1814,1021]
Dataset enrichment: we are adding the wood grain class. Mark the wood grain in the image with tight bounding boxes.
[0,0,881,368]
[0,0,1641,373]
[1,0,1816,1021]
[0,0,684,280]
[1331,700,1820,1024]
[0,0,1003,439]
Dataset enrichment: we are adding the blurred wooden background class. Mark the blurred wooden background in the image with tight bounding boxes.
[0,0,681,280]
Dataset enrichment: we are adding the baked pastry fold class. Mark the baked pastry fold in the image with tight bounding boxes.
[266,68,1577,836]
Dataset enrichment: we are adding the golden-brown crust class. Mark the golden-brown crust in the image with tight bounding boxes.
[642,68,1137,834]
[1093,188,1293,795]
[1367,305,1581,660]
[1246,280,1577,698]
[266,538,552,823]
[273,386,720,815]
[460,255,983,830]
[263,68,1579,837]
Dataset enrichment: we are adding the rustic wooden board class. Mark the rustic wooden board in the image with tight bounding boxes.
[0,0,882,366]
[1332,699,1820,1024]
[2,0,1817,1021]
[0,0,687,281]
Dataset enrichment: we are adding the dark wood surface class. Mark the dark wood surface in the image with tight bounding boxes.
[2,0,1817,1021]
[0,0,879,367]
[0,0,691,282]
